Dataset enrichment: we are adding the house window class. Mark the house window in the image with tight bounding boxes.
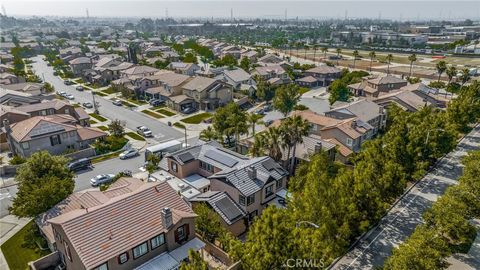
[93,263,108,270]
[247,194,255,206]
[175,224,188,243]
[65,108,70,114]
[21,142,30,150]
[346,138,353,146]
[132,242,148,259]
[200,161,213,172]
[40,110,47,116]
[265,185,274,198]
[150,233,165,249]
[118,252,128,264]
[64,242,72,261]
[50,135,61,146]
[171,162,178,172]
[69,131,75,137]
[239,195,246,206]
[276,178,283,189]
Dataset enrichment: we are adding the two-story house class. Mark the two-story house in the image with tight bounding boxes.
[69,57,93,77]
[219,68,255,91]
[348,75,408,98]
[179,76,231,111]
[257,54,285,66]
[252,65,291,85]
[300,66,342,87]
[168,62,200,76]
[143,72,192,101]
[2,82,45,96]
[35,178,204,270]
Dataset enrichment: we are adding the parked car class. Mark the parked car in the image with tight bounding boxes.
[264,119,274,127]
[112,99,123,106]
[82,102,93,108]
[254,108,265,115]
[65,94,75,100]
[64,80,73,85]
[181,107,196,114]
[149,99,165,107]
[67,158,92,172]
[119,149,139,160]
[137,126,153,137]
[90,174,115,187]
[76,86,84,91]
[263,104,272,112]
[58,91,67,97]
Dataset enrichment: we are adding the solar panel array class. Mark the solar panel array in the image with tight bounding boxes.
[204,150,238,167]
[215,197,243,221]
[29,122,65,138]
[178,152,195,163]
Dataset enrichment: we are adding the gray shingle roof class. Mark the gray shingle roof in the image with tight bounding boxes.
[190,191,246,225]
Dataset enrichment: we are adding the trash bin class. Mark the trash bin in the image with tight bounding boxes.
[168,121,172,126]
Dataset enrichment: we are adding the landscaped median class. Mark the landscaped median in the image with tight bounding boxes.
[156,108,176,117]
[141,109,164,119]
[1,221,50,270]
[180,112,212,124]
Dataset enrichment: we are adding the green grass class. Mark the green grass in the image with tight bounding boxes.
[126,132,146,141]
[141,110,164,119]
[156,108,176,117]
[127,98,147,105]
[89,119,97,125]
[101,87,117,94]
[89,113,107,122]
[91,150,122,163]
[180,112,212,124]
[173,122,186,129]
[94,91,108,97]
[72,78,84,84]
[299,87,310,95]
[122,101,137,108]
[97,126,109,131]
[1,221,50,270]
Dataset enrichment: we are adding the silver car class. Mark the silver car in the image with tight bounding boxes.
[119,149,139,160]
[90,174,115,186]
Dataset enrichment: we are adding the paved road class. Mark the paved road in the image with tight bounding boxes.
[30,56,183,143]
[330,124,480,270]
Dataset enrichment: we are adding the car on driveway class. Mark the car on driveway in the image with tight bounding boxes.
[82,102,93,108]
[64,80,73,85]
[90,174,115,187]
[149,99,165,107]
[119,148,139,160]
[76,86,84,91]
[112,99,123,106]
[254,108,265,115]
[181,107,197,114]
[137,126,153,137]
[64,94,75,100]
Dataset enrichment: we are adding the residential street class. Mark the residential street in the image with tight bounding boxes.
[330,124,480,270]
[30,56,183,143]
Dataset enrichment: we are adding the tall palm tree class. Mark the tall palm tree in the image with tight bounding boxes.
[386,54,393,74]
[446,65,457,86]
[281,116,311,174]
[321,47,328,60]
[408,53,417,77]
[459,68,471,87]
[262,127,283,162]
[199,126,217,141]
[249,133,266,157]
[352,50,359,69]
[435,60,447,82]
[304,44,308,60]
[312,45,318,62]
[247,113,263,137]
[368,51,376,72]
[335,48,342,66]
[227,111,248,147]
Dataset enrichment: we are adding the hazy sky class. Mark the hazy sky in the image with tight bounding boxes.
[2,1,480,20]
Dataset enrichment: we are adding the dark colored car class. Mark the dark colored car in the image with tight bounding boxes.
[149,99,165,107]
[64,80,73,85]
[76,86,84,91]
[67,158,92,172]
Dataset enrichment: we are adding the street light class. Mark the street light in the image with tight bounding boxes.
[296,221,319,229]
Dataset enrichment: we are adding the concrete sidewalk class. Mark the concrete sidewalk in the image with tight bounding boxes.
[0,215,32,270]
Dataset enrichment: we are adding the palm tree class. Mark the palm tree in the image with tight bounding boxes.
[312,45,318,62]
[386,54,393,74]
[408,54,417,77]
[281,116,311,173]
[247,113,263,137]
[199,126,217,141]
[262,127,283,161]
[446,65,457,86]
[304,44,308,60]
[335,48,342,66]
[368,51,376,72]
[435,60,447,82]
[249,134,266,157]
[352,50,359,69]
[321,47,328,60]
[459,68,471,87]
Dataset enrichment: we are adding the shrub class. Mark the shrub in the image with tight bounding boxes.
[9,155,26,165]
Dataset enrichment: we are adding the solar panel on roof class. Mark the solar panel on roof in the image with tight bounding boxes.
[214,197,242,221]
[204,150,238,167]
[178,152,194,163]
[262,159,277,171]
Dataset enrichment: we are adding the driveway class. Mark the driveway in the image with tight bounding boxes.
[330,124,480,270]
[30,56,183,143]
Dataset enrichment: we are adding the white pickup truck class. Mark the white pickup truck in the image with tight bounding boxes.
[136,126,153,137]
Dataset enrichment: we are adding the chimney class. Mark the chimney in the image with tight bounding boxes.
[161,207,173,229]
[351,120,357,128]
[314,142,322,153]
[247,166,257,180]
[3,119,11,133]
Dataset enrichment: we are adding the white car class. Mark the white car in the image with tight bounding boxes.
[90,174,115,186]
[65,94,75,100]
[119,149,139,160]
[136,126,153,137]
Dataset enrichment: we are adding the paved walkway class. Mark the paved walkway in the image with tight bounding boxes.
[0,215,31,270]
[447,219,480,270]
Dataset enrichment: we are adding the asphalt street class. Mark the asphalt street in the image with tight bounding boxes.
[30,56,183,143]
[330,124,480,270]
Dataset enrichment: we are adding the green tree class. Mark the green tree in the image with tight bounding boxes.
[254,76,275,101]
[335,48,342,65]
[247,113,263,136]
[108,119,125,137]
[199,126,217,142]
[328,80,350,105]
[262,126,283,162]
[240,56,251,72]
[368,51,376,72]
[250,133,266,157]
[171,43,185,55]
[386,54,393,74]
[273,84,300,117]
[321,47,328,59]
[179,249,208,270]
[436,60,447,82]
[183,52,197,63]
[446,65,457,87]
[459,68,471,87]
[193,203,223,242]
[212,102,247,145]
[9,151,75,218]
[145,153,161,177]
[352,50,359,69]
[280,115,310,173]
[408,53,417,77]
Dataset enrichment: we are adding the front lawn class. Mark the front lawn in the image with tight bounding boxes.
[94,136,128,154]
[89,113,107,122]
[89,119,97,125]
[1,221,50,270]
[141,110,164,119]
[97,126,109,131]
[126,132,146,141]
[156,108,176,117]
[127,98,147,105]
[101,87,117,95]
[173,122,186,129]
[94,91,108,97]
[180,112,212,124]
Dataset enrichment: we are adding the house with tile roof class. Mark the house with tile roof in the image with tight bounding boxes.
[348,75,408,98]
[180,76,232,111]
[35,178,203,270]
[167,62,200,76]
[300,65,342,87]
[217,68,255,91]
[4,114,106,157]
[69,57,93,77]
